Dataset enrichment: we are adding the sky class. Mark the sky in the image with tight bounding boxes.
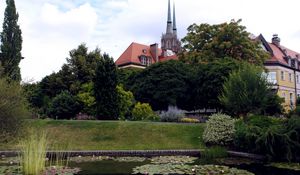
[1,0,300,82]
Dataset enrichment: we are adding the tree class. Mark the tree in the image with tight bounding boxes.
[219,63,283,117]
[25,44,104,118]
[192,59,240,110]
[0,78,27,142]
[94,54,119,120]
[117,85,134,120]
[47,91,81,119]
[66,44,102,86]
[0,0,23,82]
[130,60,193,111]
[77,82,96,115]
[180,19,269,66]
[117,67,142,90]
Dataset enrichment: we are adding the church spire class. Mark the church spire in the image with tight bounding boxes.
[173,1,177,36]
[166,0,172,34]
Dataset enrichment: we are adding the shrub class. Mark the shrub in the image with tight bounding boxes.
[293,105,300,117]
[203,113,235,146]
[47,91,81,119]
[233,119,259,151]
[180,117,200,123]
[117,85,135,120]
[0,78,28,143]
[234,115,282,153]
[234,115,300,161]
[131,102,159,121]
[160,106,185,122]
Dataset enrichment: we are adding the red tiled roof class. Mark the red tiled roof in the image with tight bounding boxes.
[266,43,300,66]
[115,42,178,66]
[159,55,178,62]
[115,42,162,66]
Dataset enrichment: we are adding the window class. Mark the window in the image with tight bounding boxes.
[281,71,285,81]
[290,93,294,110]
[282,92,286,102]
[289,73,292,82]
[139,55,152,66]
[266,72,277,84]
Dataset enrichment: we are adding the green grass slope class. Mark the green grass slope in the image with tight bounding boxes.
[1,120,205,150]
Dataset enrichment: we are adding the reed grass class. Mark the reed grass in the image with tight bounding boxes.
[49,143,71,168]
[202,146,228,160]
[20,131,47,175]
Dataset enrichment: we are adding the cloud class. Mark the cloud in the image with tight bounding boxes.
[1,0,300,81]
[19,2,98,81]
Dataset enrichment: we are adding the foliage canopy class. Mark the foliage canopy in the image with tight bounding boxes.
[181,19,269,65]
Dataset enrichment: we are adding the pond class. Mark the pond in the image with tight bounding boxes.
[1,156,300,175]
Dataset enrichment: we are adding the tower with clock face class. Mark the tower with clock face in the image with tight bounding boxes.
[161,0,181,57]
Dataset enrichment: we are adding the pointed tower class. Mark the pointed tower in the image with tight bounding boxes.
[173,1,177,36]
[161,0,181,56]
[166,0,173,34]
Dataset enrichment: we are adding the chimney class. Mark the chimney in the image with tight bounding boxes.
[272,34,281,46]
[150,43,159,63]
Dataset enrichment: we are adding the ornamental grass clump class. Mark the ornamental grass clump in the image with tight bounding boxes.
[20,131,47,175]
[203,113,235,146]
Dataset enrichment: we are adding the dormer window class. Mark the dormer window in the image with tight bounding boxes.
[139,55,152,66]
[291,59,295,68]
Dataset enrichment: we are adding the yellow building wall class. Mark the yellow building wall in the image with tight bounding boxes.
[265,66,296,112]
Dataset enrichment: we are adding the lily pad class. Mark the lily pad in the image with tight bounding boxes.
[0,165,22,175]
[216,157,258,165]
[150,156,197,164]
[133,164,254,175]
[44,166,81,175]
[268,162,300,171]
[113,157,146,162]
[69,156,113,163]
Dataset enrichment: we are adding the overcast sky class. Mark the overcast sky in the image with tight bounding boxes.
[1,0,300,81]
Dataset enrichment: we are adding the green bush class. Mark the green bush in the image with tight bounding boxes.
[234,116,282,153]
[117,85,135,120]
[234,115,300,161]
[203,113,235,146]
[131,102,159,121]
[47,91,81,119]
[0,78,27,142]
[292,105,300,116]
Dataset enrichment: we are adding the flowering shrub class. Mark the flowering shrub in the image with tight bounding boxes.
[160,106,185,122]
[180,118,200,123]
[75,113,95,120]
[203,113,235,146]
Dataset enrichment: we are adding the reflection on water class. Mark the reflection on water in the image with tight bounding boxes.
[69,158,300,175]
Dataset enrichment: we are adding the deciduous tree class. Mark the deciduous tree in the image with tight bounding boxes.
[181,19,269,65]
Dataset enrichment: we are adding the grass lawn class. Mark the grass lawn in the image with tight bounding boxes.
[1,120,205,150]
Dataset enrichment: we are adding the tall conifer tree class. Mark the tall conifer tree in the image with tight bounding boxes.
[0,0,23,82]
[94,54,119,120]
